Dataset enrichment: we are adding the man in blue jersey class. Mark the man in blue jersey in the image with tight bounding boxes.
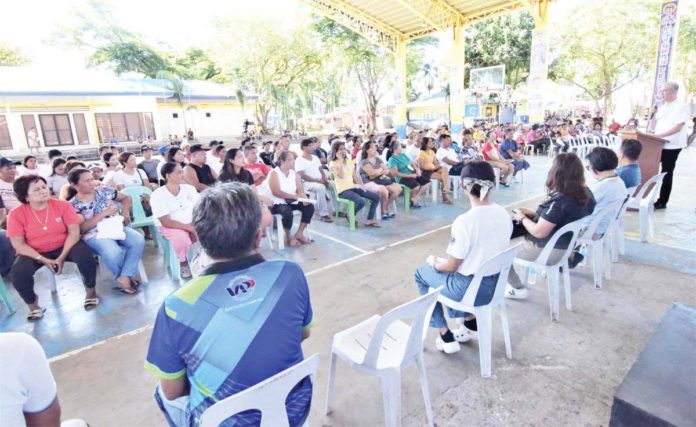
[145,182,314,427]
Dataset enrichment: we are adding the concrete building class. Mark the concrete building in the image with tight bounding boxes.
[0,67,256,154]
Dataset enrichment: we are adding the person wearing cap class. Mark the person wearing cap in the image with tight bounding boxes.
[137,146,160,184]
[184,144,217,192]
[0,158,21,211]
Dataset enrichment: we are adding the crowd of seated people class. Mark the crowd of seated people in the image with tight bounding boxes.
[0,120,653,426]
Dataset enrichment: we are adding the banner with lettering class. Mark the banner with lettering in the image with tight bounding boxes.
[652,1,680,107]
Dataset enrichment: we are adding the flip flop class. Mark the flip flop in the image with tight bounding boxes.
[130,279,142,288]
[296,236,314,245]
[27,308,46,321]
[84,298,100,310]
[112,286,139,295]
[364,221,381,228]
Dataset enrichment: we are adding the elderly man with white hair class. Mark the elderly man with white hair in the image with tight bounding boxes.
[649,82,691,209]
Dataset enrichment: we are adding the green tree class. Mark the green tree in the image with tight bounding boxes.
[549,0,659,117]
[172,48,221,81]
[54,0,219,80]
[312,18,390,130]
[211,18,320,131]
[0,42,30,66]
[463,11,534,89]
[673,7,696,100]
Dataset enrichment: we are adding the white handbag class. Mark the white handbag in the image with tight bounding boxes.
[96,215,126,240]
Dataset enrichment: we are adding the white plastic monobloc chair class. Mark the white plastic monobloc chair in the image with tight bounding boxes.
[610,187,638,261]
[325,288,442,427]
[436,243,523,377]
[576,202,623,289]
[624,173,666,242]
[513,220,584,322]
[43,258,149,292]
[268,212,313,250]
[199,354,320,427]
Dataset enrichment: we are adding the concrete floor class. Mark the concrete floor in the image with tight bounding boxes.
[1,148,695,426]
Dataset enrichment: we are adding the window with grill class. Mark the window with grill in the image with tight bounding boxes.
[0,115,12,149]
[73,113,90,145]
[95,112,156,144]
[39,114,74,146]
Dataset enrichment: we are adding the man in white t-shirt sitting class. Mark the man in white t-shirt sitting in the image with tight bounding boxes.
[406,131,424,162]
[0,332,87,427]
[435,134,462,176]
[296,138,333,222]
[415,161,512,354]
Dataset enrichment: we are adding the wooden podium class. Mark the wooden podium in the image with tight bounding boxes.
[620,130,667,186]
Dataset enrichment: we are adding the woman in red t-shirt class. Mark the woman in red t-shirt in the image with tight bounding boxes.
[7,175,98,321]
[481,132,514,186]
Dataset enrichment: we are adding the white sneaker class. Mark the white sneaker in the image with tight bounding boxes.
[435,337,461,354]
[452,326,477,342]
[505,283,529,300]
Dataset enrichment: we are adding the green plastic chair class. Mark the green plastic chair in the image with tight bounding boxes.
[328,181,357,231]
[0,275,16,314]
[399,183,411,212]
[121,186,159,248]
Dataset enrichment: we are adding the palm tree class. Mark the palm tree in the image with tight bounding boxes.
[157,70,190,135]
[420,63,439,95]
[235,88,246,121]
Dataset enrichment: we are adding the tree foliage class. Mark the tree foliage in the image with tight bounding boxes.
[673,6,696,99]
[210,17,321,131]
[53,0,219,80]
[549,0,659,116]
[312,18,435,128]
[463,11,534,89]
[0,42,30,66]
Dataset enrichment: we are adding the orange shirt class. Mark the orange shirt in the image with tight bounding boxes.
[7,199,81,253]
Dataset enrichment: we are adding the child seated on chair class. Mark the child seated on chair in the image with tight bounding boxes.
[414,161,512,354]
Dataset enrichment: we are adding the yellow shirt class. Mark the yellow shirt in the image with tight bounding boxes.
[473,130,485,142]
[417,150,437,170]
[330,159,357,195]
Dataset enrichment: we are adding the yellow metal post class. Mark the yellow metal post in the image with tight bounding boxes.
[394,39,408,138]
[449,22,465,138]
[526,0,551,123]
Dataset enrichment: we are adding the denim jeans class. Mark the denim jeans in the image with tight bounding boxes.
[85,227,145,278]
[154,384,190,427]
[338,188,380,220]
[415,264,498,328]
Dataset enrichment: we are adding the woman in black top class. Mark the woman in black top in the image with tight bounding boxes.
[506,153,596,299]
[218,148,254,185]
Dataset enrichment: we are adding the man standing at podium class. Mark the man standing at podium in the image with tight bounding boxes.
[650,82,691,210]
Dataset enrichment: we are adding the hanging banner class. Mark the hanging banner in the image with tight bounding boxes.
[652,0,680,107]
[526,28,549,123]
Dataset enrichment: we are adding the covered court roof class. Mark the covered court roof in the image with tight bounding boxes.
[301,0,541,52]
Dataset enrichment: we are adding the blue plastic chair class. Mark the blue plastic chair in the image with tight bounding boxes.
[121,186,159,248]
[0,276,16,314]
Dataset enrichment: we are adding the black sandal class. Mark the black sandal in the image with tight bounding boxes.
[84,298,100,310]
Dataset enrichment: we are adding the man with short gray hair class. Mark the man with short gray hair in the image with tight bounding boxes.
[145,182,314,426]
[650,82,690,209]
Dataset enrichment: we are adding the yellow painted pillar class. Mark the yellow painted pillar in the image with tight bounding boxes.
[394,39,408,139]
[449,22,465,138]
[527,0,551,123]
